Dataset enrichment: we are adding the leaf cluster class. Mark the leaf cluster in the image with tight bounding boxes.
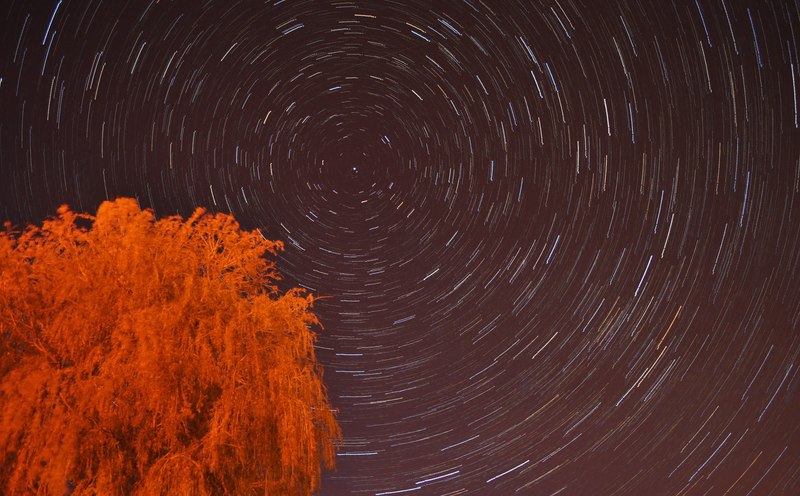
[0,198,340,495]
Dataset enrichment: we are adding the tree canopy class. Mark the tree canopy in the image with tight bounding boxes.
[0,198,340,495]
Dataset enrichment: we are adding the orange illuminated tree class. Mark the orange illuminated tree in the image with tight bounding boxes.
[0,198,340,495]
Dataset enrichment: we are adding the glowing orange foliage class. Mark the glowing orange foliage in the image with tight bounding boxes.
[0,198,341,495]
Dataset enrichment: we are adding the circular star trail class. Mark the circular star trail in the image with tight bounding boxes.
[2,0,800,494]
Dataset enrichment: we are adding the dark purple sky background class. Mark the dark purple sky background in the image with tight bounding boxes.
[2,0,799,494]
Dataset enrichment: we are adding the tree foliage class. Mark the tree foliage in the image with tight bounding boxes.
[0,198,340,495]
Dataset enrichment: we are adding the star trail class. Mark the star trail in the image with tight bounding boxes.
[1,0,799,494]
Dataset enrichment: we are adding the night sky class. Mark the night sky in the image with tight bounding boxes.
[2,0,800,494]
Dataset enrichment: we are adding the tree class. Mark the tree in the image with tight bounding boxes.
[0,198,341,495]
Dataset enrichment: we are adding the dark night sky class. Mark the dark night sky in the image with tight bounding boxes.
[2,0,799,494]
